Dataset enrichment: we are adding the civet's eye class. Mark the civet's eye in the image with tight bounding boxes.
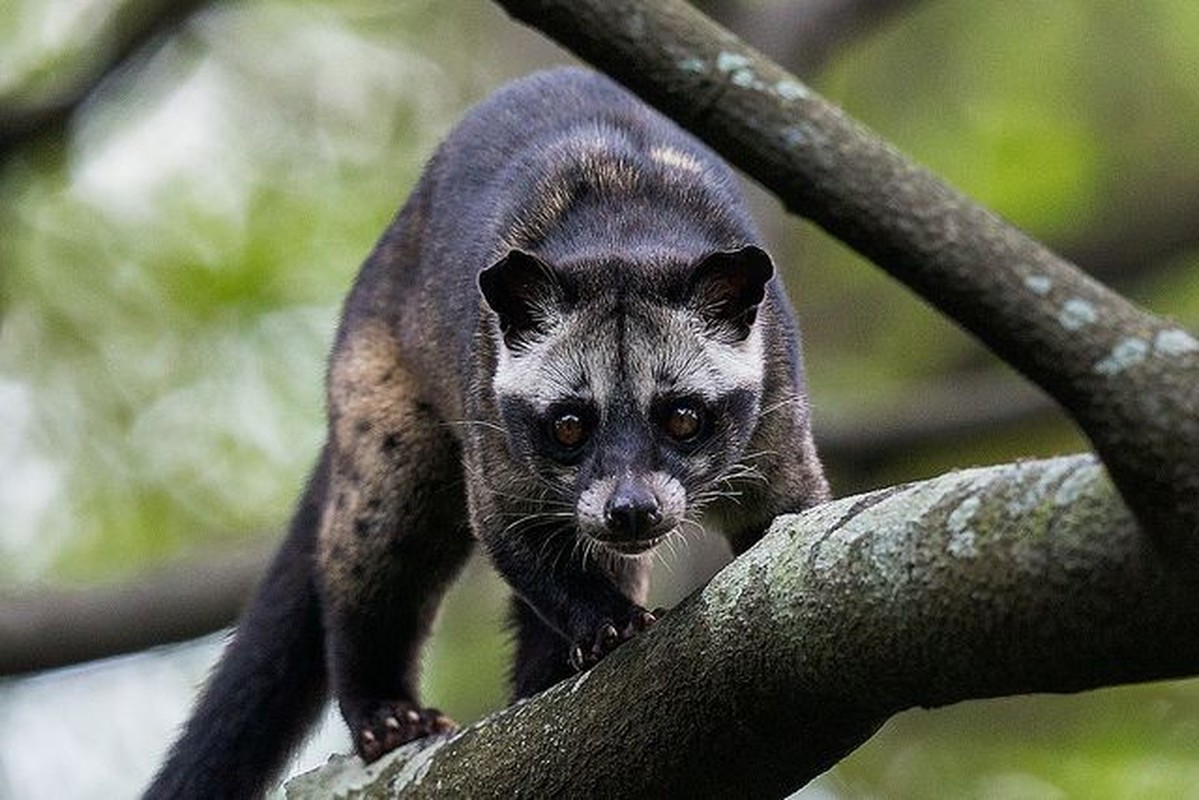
[550,412,588,449]
[663,402,705,443]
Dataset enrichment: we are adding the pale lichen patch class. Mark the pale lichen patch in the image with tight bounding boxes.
[805,471,985,581]
[677,56,707,74]
[947,496,981,558]
[285,735,452,798]
[1005,455,1094,516]
[284,753,372,798]
[1058,298,1097,331]
[777,123,835,169]
[1095,337,1150,376]
[715,51,751,74]
[774,79,810,102]
[806,496,880,574]
[1154,327,1199,358]
[781,125,808,147]
[697,551,753,616]
[698,500,837,634]
[730,69,759,89]
[391,736,450,788]
[715,51,766,91]
[1024,274,1053,296]
[1053,462,1098,507]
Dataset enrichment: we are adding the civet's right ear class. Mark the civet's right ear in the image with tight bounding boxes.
[478,250,569,351]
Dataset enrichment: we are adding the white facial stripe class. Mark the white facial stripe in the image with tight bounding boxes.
[492,326,578,409]
[625,307,765,408]
[694,321,765,396]
[492,312,608,410]
[493,302,765,414]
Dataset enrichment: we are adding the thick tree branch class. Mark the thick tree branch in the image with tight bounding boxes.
[285,455,1199,799]
[492,0,1199,561]
[0,544,265,675]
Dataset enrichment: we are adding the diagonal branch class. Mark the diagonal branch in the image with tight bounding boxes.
[491,0,1199,562]
[284,456,1199,798]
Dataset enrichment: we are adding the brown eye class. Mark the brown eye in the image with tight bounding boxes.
[551,412,588,448]
[664,404,703,442]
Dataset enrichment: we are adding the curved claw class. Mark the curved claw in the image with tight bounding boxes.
[569,606,663,672]
[354,702,457,763]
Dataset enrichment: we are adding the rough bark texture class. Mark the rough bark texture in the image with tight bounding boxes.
[491,0,1199,563]
[285,455,1199,799]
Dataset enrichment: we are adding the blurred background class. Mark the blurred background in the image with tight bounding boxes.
[2,0,1198,797]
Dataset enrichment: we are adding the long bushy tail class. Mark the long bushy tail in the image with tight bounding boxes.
[144,451,331,800]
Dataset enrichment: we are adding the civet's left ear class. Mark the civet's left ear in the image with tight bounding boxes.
[686,245,774,342]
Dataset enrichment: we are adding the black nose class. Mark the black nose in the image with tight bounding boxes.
[604,480,662,539]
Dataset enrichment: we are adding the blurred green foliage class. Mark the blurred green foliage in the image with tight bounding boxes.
[1,0,1197,797]
[831,679,1199,799]
[1,0,486,578]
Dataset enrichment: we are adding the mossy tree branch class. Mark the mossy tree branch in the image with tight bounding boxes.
[285,456,1199,798]
[491,0,1199,562]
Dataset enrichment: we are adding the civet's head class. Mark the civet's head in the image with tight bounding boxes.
[479,245,773,555]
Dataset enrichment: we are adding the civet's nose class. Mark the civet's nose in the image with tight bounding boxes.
[604,478,662,540]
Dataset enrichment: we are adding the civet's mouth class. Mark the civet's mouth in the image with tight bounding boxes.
[592,532,670,556]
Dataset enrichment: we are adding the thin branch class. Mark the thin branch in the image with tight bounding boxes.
[492,0,1199,561]
[1062,184,1199,285]
[0,0,218,160]
[0,544,267,675]
[697,0,923,77]
[284,455,1199,799]
[816,371,1064,473]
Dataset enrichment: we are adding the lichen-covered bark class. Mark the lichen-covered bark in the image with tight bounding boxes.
[285,456,1199,799]
[491,0,1199,565]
